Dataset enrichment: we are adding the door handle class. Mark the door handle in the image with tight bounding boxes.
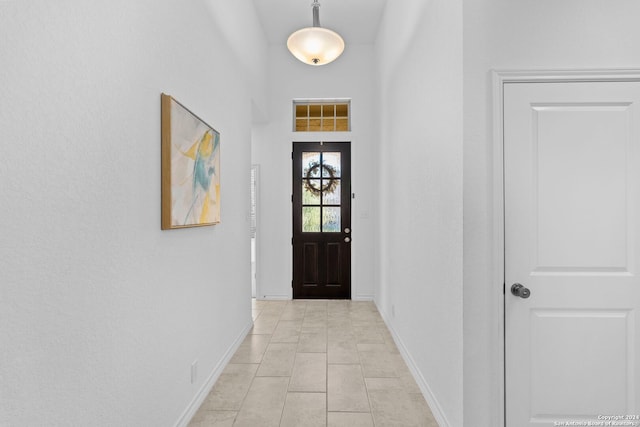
[344,237,351,243]
[511,283,530,299]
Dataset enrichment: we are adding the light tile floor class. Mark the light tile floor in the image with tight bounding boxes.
[189,300,438,427]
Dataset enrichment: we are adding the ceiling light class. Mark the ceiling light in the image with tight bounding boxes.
[287,0,345,66]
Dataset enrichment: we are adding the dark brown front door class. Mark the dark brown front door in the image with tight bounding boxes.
[292,142,351,299]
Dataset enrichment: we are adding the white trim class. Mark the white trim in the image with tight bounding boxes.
[491,69,507,427]
[352,295,374,301]
[174,319,254,427]
[492,68,640,83]
[251,164,260,299]
[376,302,451,427]
[292,97,352,103]
[256,295,372,301]
[492,68,640,427]
[257,294,291,301]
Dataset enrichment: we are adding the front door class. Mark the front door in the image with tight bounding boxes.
[504,80,640,426]
[292,142,351,299]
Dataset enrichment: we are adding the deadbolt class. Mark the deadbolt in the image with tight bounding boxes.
[344,227,351,234]
[511,283,531,299]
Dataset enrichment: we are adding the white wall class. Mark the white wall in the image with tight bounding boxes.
[375,1,463,426]
[0,1,265,425]
[463,1,640,425]
[251,44,378,300]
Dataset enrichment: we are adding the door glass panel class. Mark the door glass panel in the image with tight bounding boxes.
[303,152,321,177]
[322,152,341,177]
[303,180,321,204]
[303,207,321,232]
[322,207,341,232]
[301,150,343,233]
[322,180,341,205]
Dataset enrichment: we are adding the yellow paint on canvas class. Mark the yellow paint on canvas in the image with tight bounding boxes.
[175,140,198,160]
[176,131,211,161]
[198,131,213,158]
[200,192,211,223]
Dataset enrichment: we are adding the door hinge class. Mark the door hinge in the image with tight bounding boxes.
[503,282,506,295]
[291,194,293,202]
[291,237,293,245]
[291,152,293,159]
[291,280,294,288]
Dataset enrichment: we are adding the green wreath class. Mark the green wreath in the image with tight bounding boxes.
[304,161,339,196]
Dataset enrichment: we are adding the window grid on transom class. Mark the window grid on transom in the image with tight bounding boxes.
[293,100,351,132]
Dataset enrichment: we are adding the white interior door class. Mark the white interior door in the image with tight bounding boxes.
[504,80,640,426]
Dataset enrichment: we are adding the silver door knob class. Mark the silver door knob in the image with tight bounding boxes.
[344,237,351,243]
[344,227,351,234]
[511,283,530,299]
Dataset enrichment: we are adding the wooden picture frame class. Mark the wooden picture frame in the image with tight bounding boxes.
[161,93,220,229]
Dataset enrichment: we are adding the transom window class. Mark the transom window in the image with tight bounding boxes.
[293,100,350,132]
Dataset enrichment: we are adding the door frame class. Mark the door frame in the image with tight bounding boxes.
[251,164,259,299]
[492,68,640,427]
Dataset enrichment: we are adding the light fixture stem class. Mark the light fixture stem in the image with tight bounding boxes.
[312,0,320,27]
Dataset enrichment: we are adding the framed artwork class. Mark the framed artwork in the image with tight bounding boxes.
[161,93,220,229]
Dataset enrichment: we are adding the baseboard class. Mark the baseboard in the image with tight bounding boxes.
[257,295,373,301]
[375,303,451,427]
[174,318,254,427]
[256,295,290,300]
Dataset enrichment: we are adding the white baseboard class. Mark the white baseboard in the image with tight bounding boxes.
[257,295,374,301]
[375,303,451,427]
[257,295,290,300]
[174,318,254,427]
[352,295,374,301]
[256,293,373,302]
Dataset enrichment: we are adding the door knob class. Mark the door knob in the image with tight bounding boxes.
[511,283,530,299]
[344,237,351,243]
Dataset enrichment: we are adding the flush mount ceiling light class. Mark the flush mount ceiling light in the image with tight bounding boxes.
[287,0,345,66]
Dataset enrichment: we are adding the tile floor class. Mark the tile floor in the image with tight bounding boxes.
[188,300,438,427]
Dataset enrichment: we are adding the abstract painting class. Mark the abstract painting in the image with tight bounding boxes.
[161,93,220,229]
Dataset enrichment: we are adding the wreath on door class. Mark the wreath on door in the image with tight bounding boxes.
[304,161,339,196]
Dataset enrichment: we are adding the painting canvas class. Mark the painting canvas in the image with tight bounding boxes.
[161,94,220,229]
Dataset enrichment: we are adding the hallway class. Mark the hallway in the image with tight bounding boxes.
[189,300,437,426]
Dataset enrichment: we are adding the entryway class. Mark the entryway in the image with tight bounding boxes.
[292,142,351,299]
[187,300,437,426]
[500,71,640,426]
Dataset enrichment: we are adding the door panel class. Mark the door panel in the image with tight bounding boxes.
[293,142,351,299]
[303,243,319,284]
[534,104,630,272]
[529,309,630,416]
[504,81,640,426]
[326,242,342,285]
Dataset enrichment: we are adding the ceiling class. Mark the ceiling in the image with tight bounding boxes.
[252,0,388,45]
